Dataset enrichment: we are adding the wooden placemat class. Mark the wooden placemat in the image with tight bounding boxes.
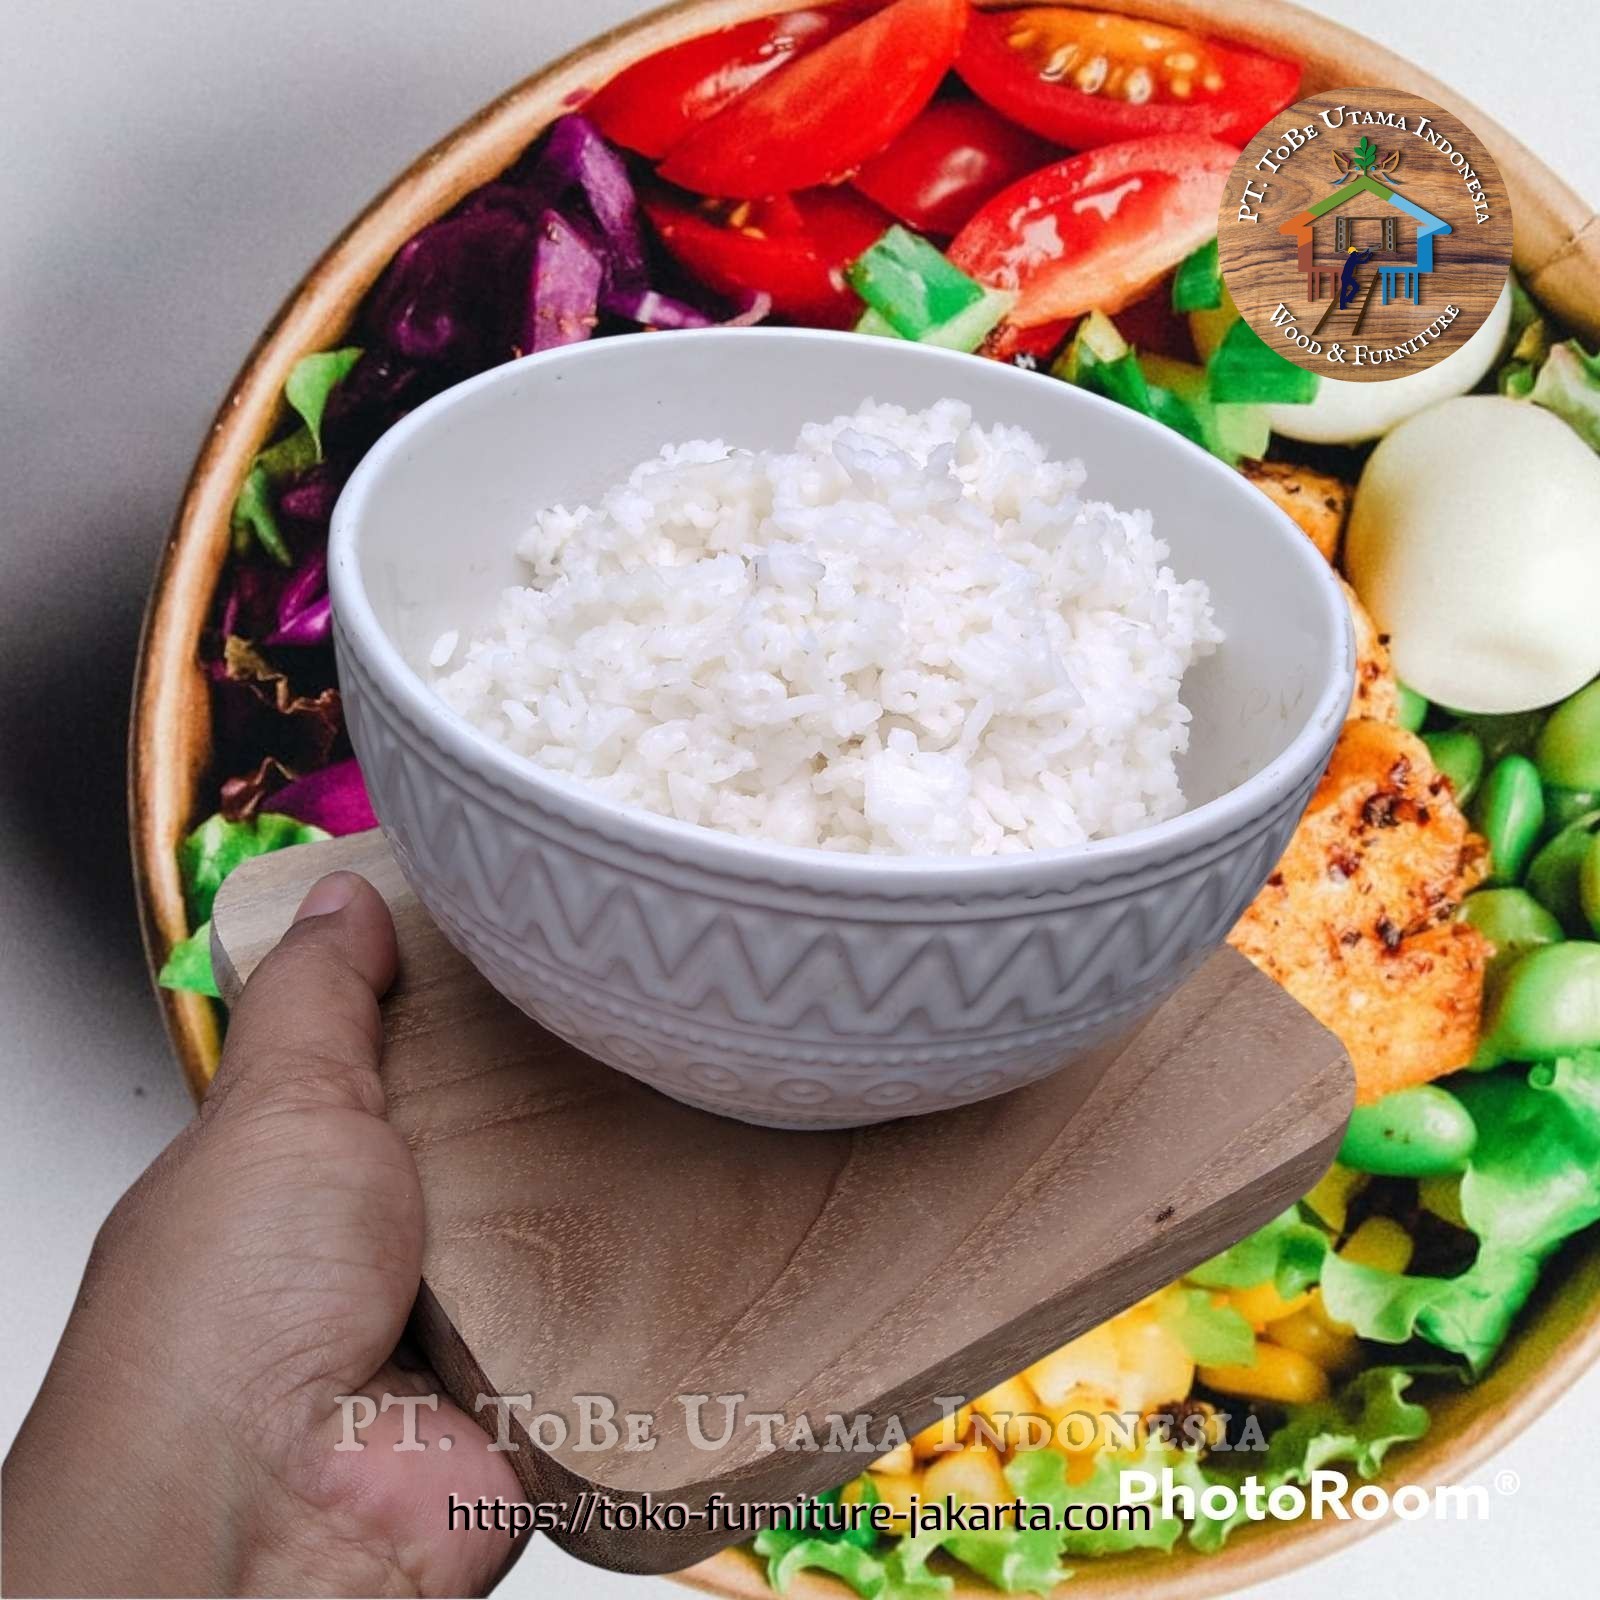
[212,830,1352,1573]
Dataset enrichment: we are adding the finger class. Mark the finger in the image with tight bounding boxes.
[208,871,400,1120]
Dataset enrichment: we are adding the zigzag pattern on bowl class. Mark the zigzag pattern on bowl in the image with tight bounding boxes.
[340,630,1326,1126]
[440,912,1182,1128]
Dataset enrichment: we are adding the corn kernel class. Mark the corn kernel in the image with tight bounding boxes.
[1199,1342,1331,1405]
[971,1376,1044,1453]
[1039,1386,1136,1454]
[1341,1216,1414,1275]
[1026,1323,1121,1408]
[1228,1279,1313,1330]
[865,1471,922,1530]
[1113,1311,1196,1411]
[909,1403,974,1460]
[924,1443,1010,1510]
[1266,1294,1360,1372]
[1303,1163,1368,1234]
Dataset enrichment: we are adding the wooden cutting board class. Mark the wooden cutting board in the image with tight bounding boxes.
[211,830,1352,1575]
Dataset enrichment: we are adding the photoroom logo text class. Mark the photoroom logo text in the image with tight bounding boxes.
[1120,1467,1493,1527]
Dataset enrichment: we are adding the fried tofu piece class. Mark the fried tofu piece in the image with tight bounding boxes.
[1241,462,1394,720]
[1229,720,1490,1103]
[1242,459,1352,565]
[1268,921,1490,1104]
[1341,578,1400,726]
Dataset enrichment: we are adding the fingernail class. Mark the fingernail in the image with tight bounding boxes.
[294,872,359,923]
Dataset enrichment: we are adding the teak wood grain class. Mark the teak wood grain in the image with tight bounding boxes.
[212,829,1352,1574]
[1217,88,1514,381]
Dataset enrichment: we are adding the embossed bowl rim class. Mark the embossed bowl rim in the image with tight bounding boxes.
[328,326,1354,893]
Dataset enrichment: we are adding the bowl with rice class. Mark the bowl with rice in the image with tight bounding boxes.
[329,326,1352,1127]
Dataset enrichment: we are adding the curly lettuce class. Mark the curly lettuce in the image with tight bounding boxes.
[1185,1206,1330,1297]
[1529,339,1600,451]
[1187,1365,1437,1551]
[1322,1056,1600,1370]
[158,812,329,997]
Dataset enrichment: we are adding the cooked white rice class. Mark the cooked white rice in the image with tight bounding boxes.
[433,399,1221,855]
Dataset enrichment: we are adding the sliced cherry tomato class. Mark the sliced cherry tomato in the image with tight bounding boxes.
[644,187,892,328]
[957,7,1300,149]
[949,135,1236,329]
[852,97,1060,239]
[584,9,861,160]
[983,282,1190,364]
[982,316,1074,364]
[657,0,967,199]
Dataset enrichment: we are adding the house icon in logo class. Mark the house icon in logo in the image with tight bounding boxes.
[1278,145,1452,332]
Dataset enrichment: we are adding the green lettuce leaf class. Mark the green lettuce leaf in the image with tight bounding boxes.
[1186,1207,1330,1297]
[1206,316,1318,405]
[880,1512,1062,1600]
[1497,274,1549,396]
[230,463,295,565]
[1460,1055,1600,1250]
[880,1529,955,1600]
[1321,1056,1600,1370]
[1319,1249,1539,1373]
[1157,1287,1256,1366]
[941,1524,1064,1595]
[179,810,330,926]
[1188,1366,1435,1552]
[157,920,221,999]
[162,812,330,998]
[1171,238,1222,313]
[1006,1439,1197,1561]
[792,1482,880,1550]
[1530,339,1600,452]
[230,428,318,563]
[285,346,363,457]
[231,347,360,561]
[755,1526,887,1598]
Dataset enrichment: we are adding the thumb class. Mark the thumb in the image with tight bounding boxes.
[189,870,418,1406]
[208,870,399,1120]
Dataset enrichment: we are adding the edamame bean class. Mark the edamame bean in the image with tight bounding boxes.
[1457,888,1564,975]
[1397,683,1428,733]
[1535,680,1600,791]
[1582,834,1600,940]
[1338,1085,1477,1177]
[1546,786,1600,838]
[1453,707,1547,765]
[1480,942,1600,1061]
[1472,755,1545,886]
[1423,729,1484,807]
[1527,810,1600,933]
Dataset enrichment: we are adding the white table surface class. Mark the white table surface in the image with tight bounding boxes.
[3,2,1596,1595]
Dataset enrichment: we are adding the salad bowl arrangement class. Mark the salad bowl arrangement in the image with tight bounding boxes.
[130,0,1600,1595]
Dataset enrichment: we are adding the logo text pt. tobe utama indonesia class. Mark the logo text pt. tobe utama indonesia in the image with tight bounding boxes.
[1217,89,1512,382]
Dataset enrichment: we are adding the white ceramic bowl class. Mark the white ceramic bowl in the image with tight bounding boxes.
[329,327,1353,1129]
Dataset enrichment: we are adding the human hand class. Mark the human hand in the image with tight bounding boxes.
[3,872,523,1597]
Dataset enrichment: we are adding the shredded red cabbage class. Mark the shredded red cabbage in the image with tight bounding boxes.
[265,550,331,648]
[526,211,605,352]
[535,114,649,293]
[262,758,377,836]
[366,209,534,368]
[204,113,774,884]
